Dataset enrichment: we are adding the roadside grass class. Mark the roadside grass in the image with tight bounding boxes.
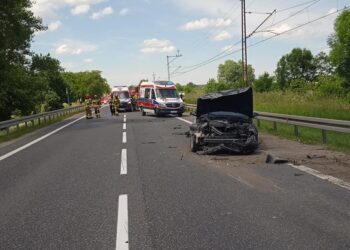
[254,91,350,120]
[0,111,84,143]
[255,120,350,153]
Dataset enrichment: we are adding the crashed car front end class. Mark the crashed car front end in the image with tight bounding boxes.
[190,87,258,154]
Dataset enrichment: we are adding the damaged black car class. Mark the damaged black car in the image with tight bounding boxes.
[189,87,259,154]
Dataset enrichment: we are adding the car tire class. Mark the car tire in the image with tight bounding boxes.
[178,113,183,117]
[141,108,146,116]
[155,108,160,117]
[190,134,198,152]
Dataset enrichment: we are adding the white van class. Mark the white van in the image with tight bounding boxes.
[137,81,184,117]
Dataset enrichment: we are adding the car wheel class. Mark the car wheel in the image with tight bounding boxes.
[178,112,183,117]
[141,108,146,116]
[190,134,198,152]
[154,108,160,117]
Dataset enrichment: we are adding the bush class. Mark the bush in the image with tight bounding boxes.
[315,75,346,97]
[43,91,63,111]
[253,72,274,92]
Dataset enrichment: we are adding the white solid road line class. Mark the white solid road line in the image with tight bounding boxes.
[116,194,129,250]
[120,149,127,175]
[176,116,350,191]
[122,132,127,143]
[288,163,350,191]
[123,123,126,130]
[176,117,192,125]
[0,116,85,162]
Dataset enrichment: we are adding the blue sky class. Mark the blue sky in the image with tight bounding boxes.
[31,0,349,86]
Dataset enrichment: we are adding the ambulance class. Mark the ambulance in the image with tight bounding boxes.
[137,81,184,117]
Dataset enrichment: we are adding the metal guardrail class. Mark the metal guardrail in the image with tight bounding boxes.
[0,105,85,135]
[185,104,350,143]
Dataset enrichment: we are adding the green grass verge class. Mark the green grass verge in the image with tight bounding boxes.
[255,120,350,153]
[0,111,84,143]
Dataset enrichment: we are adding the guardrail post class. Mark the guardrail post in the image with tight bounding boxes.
[322,130,327,143]
[17,124,20,131]
[38,117,41,125]
[31,120,34,127]
[257,119,260,128]
[273,121,277,130]
[25,121,28,128]
[6,127,10,136]
[294,125,299,137]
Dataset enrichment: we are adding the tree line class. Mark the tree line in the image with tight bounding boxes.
[0,1,110,121]
[180,9,350,99]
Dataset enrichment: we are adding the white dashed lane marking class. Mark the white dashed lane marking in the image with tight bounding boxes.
[122,132,127,143]
[116,194,129,250]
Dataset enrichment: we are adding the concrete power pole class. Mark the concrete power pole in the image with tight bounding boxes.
[241,0,248,87]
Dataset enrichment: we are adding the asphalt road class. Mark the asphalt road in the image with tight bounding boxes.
[0,108,349,250]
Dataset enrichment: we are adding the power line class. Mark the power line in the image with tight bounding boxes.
[177,1,321,72]
[172,6,348,79]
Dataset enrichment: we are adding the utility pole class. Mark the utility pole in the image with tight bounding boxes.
[241,0,248,87]
[167,50,182,81]
[152,72,156,82]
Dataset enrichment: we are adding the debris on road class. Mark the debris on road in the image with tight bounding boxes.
[265,154,289,164]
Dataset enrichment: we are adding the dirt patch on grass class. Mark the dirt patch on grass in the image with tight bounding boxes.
[259,133,350,182]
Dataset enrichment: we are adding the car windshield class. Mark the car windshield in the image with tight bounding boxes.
[116,92,130,99]
[156,89,179,98]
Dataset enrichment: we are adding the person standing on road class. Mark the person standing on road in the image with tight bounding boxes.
[113,95,120,116]
[85,95,93,119]
[92,95,101,118]
[109,94,116,116]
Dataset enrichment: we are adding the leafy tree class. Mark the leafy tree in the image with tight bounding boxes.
[0,0,45,120]
[31,54,67,105]
[184,82,196,93]
[328,9,350,88]
[275,48,315,90]
[313,52,335,77]
[217,60,255,88]
[175,83,184,92]
[63,71,110,100]
[275,56,288,90]
[205,78,230,93]
[254,72,274,92]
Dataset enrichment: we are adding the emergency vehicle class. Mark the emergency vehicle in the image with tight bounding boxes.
[111,86,134,112]
[137,81,184,117]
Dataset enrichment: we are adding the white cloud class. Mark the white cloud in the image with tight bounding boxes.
[211,31,232,41]
[91,6,114,20]
[119,8,130,16]
[84,58,94,63]
[31,0,105,19]
[48,20,62,31]
[55,40,97,55]
[172,0,233,16]
[181,18,232,31]
[71,4,90,15]
[141,39,176,54]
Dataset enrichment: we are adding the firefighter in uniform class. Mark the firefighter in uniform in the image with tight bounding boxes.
[85,95,93,119]
[109,94,116,116]
[92,95,101,118]
[113,95,120,116]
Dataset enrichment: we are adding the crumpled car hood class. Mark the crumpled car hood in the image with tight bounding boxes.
[196,87,253,118]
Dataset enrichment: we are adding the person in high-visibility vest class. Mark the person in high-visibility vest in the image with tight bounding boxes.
[92,95,101,118]
[113,95,120,116]
[85,95,93,119]
[109,94,116,116]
